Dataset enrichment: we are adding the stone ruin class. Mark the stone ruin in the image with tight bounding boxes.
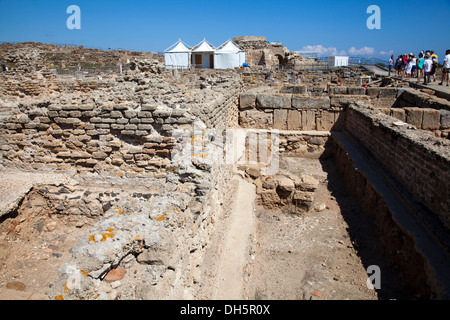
[0,41,450,301]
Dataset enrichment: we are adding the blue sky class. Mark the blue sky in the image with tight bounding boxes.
[1,0,449,61]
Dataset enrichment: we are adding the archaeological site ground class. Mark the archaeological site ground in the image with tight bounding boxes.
[0,38,449,301]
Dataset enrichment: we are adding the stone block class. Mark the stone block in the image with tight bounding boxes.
[141,105,157,112]
[347,87,366,95]
[330,95,371,108]
[422,108,440,130]
[256,94,291,109]
[329,86,347,95]
[124,110,137,118]
[137,111,152,118]
[378,88,397,99]
[239,92,257,110]
[110,111,122,118]
[281,85,307,94]
[366,88,381,98]
[273,109,288,130]
[301,110,316,131]
[292,96,330,110]
[390,108,406,122]
[239,110,273,129]
[287,110,302,130]
[404,107,423,128]
[317,110,335,131]
[440,109,450,129]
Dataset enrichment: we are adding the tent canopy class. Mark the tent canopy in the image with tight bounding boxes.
[217,40,243,53]
[214,40,246,69]
[164,39,191,53]
[164,39,192,70]
[192,39,217,52]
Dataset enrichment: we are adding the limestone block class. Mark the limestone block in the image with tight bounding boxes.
[390,108,406,122]
[330,95,371,108]
[317,110,335,131]
[239,92,257,110]
[422,108,440,130]
[239,110,273,129]
[141,105,158,112]
[440,109,450,129]
[287,110,302,130]
[329,86,347,95]
[281,85,307,94]
[347,87,366,95]
[292,95,330,109]
[404,107,423,128]
[273,109,288,130]
[301,110,316,131]
[378,88,397,99]
[110,111,122,118]
[124,110,137,118]
[256,94,291,109]
[366,87,381,98]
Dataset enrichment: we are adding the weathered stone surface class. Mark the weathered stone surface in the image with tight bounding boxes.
[422,108,440,130]
[391,108,406,122]
[292,96,330,109]
[347,87,366,95]
[440,109,450,129]
[317,111,335,131]
[301,110,316,131]
[256,94,291,109]
[281,85,306,94]
[273,109,288,130]
[239,92,257,110]
[404,107,423,128]
[239,110,272,129]
[276,177,295,192]
[287,110,302,130]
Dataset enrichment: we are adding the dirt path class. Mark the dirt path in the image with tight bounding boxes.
[212,176,256,300]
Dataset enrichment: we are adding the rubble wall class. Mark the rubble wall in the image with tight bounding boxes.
[344,104,450,230]
[0,87,240,178]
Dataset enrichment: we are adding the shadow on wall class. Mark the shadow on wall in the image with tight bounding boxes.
[318,138,412,299]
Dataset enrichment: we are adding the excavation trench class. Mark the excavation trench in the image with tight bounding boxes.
[0,132,446,300]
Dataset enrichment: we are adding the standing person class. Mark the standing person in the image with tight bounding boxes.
[394,55,402,75]
[439,49,450,86]
[399,54,408,80]
[417,53,425,82]
[423,54,433,85]
[388,55,394,76]
[410,54,416,78]
[430,51,439,82]
[405,55,413,79]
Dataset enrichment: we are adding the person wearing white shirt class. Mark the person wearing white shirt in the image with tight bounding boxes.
[439,49,450,86]
[423,55,433,85]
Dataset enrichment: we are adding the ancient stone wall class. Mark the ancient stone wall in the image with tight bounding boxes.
[0,86,241,178]
[344,104,450,230]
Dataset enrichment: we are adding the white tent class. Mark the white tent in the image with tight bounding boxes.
[164,39,191,70]
[192,39,217,69]
[214,40,246,69]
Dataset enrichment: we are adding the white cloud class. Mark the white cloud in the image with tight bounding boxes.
[348,46,375,56]
[300,45,391,57]
[299,45,346,57]
[379,50,394,56]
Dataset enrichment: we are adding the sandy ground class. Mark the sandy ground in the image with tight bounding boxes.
[241,157,408,300]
